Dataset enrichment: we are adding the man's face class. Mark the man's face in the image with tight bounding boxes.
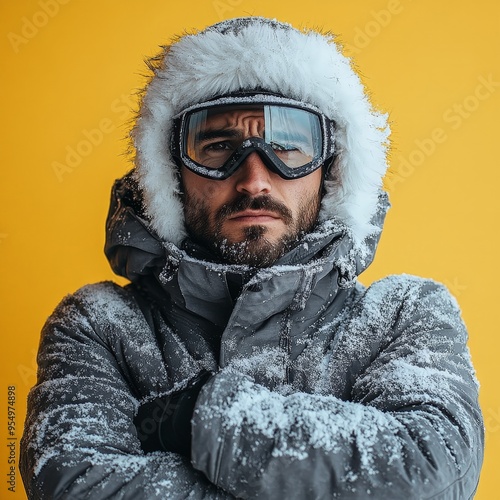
[180,108,323,267]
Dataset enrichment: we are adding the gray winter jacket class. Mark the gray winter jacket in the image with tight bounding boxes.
[20,176,483,499]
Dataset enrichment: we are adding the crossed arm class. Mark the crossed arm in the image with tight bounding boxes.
[20,283,483,499]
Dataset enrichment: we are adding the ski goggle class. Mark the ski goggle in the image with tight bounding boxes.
[171,97,335,180]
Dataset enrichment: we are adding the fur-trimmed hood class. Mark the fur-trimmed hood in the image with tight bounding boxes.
[132,16,390,248]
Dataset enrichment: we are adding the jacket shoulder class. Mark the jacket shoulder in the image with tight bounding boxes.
[43,281,148,342]
[364,273,457,296]
[365,273,463,312]
[66,280,135,304]
[342,274,468,350]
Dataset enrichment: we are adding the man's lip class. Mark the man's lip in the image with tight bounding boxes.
[227,210,281,221]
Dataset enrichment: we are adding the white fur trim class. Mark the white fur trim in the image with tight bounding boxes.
[133,17,390,247]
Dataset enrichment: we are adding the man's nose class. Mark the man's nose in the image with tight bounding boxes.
[234,152,273,196]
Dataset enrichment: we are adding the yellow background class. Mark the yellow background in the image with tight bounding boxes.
[1,1,498,497]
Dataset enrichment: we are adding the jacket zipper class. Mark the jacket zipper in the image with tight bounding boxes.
[279,309,292,384]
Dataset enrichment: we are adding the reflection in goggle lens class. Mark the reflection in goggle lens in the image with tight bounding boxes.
[185,104,322,170]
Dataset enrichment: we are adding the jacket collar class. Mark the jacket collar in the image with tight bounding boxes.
[105,174,389,322]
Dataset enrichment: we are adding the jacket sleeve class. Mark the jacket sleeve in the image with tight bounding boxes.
[20,285,232,500]
[191,280,484,499]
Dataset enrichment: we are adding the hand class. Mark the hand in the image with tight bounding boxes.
[134,370,212,457]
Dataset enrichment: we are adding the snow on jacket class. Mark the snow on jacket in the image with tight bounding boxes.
[20,176,483,499]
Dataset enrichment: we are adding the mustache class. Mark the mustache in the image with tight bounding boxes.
[215,195,293,225]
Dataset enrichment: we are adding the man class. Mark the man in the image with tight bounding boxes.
[20,17,483,499]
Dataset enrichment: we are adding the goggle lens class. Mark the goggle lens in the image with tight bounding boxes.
[181,103,324,178]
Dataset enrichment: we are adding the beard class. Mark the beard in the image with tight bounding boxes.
[183,192,321,267]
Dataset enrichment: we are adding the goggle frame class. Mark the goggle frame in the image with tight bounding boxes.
[171,95,335,180]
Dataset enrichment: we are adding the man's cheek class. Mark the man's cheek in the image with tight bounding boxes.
[200,180,226,201]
